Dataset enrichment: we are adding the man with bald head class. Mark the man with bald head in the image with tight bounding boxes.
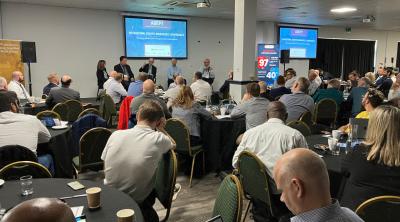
[308,69,322,96]
[42,73,59,96]
[128,72,149,97]
[8,70,31,101]
[2,198,75,222]
[46,75,80,107]
[0,76,18,106]
[165,75,185,108]
[130,79,171,124]
[103,70,118,89]
[274,149,363,222]
[232,101,307,221]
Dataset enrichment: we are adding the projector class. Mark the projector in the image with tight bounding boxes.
[197,2,209,8]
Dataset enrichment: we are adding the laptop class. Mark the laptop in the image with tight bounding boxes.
[349,118,369,139]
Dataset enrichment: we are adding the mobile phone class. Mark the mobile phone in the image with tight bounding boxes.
[67,181,85,190]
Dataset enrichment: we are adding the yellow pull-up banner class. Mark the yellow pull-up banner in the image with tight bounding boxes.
[0,39,24,82]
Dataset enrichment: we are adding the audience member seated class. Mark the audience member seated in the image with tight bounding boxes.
[339,88,384,132]
[341,105,400,210]
[388,72,400,100]
[46,75,80,108]
[219,70,233,98]
[8,71,31,102]
[42,73,59,96]
[231,83,270,130]
[165,76,185,108]
[190,71,212,102]
[308,69,322,96]
[312,79,343,107]
[347,78,369,117]
[364,72,376,85]
[0,77,18,105]
[232,101,307,221]
[270,76,291,100]
[168,74,178,89]
[376,67,393,97]
[102,101,175,222]
[347,71,359,89]
[279,77,314,122]
[171,86,213,145]
[0,93,53,173]
[130,79,171,120]
[127,73,148,97]
[103,71,117,89]
[258,81,273,101]
[284,68,297,89]
[274,148,363,222]
[104,73,127,104]
[1,198,75,222]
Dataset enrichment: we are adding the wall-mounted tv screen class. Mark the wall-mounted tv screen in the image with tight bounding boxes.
[124,16,187,58]
[279,26,318,59]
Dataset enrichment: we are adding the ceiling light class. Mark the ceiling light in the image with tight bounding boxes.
[330,7,357,13]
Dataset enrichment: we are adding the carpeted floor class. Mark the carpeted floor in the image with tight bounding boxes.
[79,171,253,221]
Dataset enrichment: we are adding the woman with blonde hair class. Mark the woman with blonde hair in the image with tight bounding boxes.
[364,71,376,84]
[171,86,213,145]
[341,105,400,210]
[388,73,400,100]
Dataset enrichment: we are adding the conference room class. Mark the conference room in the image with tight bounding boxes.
[1,0,400,221]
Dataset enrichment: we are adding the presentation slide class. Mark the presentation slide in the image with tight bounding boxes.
[124,17,187,58]
[279,27,318,59]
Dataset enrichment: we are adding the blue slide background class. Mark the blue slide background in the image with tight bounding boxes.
[279,27,318,59]
[125,17,187,58]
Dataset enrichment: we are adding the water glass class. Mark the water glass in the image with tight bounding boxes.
[328,137,339,155]
[20,175,33,196]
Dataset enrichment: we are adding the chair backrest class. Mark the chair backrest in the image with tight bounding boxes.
[212,174,243,222]
[52,103,69,121]
[78,127,112,171]
[355,196,400,221]
[0,145,38,169]
[237,151,276,216]
[78,108,100,119]
[155,150,177,221]
[0,161,52,180]
[299,111,314,127]
[314,98,338,126]
[287,120,311,137]
[64,100,83,122]
[36,110,61,120]
[100,94,117,125]
[165,118,192,155]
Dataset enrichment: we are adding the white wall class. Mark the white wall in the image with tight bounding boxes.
[1,2,234,97]
[1,2,400,97]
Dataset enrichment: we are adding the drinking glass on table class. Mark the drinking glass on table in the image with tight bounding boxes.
[328,137,339,155]
[20,175,33,196]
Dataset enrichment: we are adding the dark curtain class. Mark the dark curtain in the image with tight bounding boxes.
[310,38,344,78]
[343,40,375,77]
[396,42,400,68]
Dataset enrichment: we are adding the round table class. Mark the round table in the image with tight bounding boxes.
[38,127,73,178]
[21,103,48,115]
[0,178,144,222]
[201,117,246,172]
[306,134,348,198]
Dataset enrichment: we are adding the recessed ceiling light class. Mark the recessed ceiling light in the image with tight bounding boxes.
[330,7,357,13]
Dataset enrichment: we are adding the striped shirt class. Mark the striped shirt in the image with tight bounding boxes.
[291,199,364,222]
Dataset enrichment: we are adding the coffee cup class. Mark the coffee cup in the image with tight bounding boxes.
[86,187,101,209]
[117,209,135,222]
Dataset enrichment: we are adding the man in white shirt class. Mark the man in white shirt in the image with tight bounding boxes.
[190,71,212,102]
[102,100,175,222]
[308,69,322,96]
[165,76,184,108]
[104,73,127,104]
[8,71,31,102]
[0,93,54,174]
[103,71,117,89]
[199,58,215,85]
[232,101,307,221]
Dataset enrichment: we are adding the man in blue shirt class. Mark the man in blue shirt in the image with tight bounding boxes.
[127,73,148,97]
[42,73,59,96]
[347,78,369,117]
[312,79,344,108]
[167,58,182,87]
